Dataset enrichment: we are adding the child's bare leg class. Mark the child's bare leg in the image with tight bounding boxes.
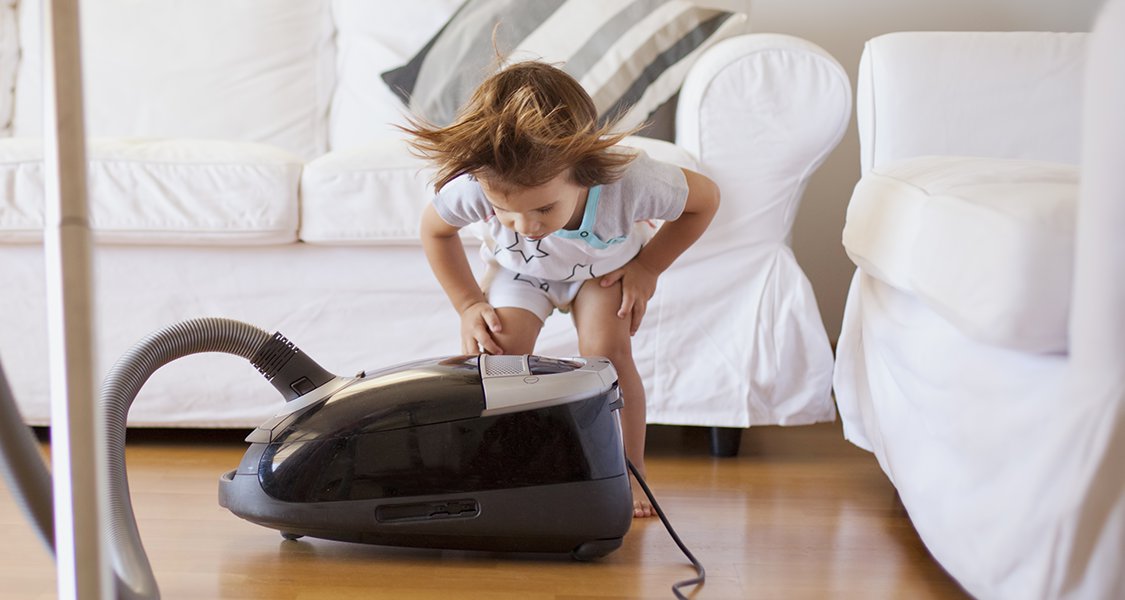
[488,307,543,355]
[572,278,654,518]
[612,351,653,518]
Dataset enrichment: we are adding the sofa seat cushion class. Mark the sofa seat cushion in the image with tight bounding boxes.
[299,138,435,245]
[299,135,698,245]
[843,155,1078,353]
[0,138,302,245]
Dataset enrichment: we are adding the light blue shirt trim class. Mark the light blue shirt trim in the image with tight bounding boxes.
[552,185,627,250]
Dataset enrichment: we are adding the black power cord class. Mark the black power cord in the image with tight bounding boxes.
[626,458,706,599]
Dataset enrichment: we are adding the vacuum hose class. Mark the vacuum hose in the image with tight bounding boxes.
[0,317,337,600]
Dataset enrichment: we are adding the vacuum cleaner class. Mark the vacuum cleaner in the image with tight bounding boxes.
[219,347,634,559]
[2,318,659,599]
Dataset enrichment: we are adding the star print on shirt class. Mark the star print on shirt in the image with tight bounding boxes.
[563,263,597,281]
[514,273,550,292]
[504,234,550,263]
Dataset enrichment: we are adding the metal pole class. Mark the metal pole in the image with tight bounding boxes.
[41,0,111,597]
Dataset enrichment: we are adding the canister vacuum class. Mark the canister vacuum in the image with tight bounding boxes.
[1,318,703,599]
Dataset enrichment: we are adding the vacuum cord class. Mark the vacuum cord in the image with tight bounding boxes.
[627,458,706,599]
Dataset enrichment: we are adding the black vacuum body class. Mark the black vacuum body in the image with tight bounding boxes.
[219,354,632,559]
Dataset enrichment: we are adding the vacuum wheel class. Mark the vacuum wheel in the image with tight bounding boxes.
[281,532,304,541]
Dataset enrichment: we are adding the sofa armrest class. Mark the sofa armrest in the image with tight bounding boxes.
[676,33,851,248]
[856,31,1087,174]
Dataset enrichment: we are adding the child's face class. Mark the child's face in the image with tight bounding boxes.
[479,171,586,241]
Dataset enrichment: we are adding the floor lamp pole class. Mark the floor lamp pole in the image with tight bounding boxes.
[42,0,111,597]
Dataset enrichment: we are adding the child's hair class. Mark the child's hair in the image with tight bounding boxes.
[402,61,639,193]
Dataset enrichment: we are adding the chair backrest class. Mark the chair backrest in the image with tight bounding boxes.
[856,31,1087,174]
[1071,0,1125,370]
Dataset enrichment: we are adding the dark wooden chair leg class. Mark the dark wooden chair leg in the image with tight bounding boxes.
[709,426,742,457]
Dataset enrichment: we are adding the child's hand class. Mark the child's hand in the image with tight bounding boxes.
[600,260,659,335]
[460,301,504,355]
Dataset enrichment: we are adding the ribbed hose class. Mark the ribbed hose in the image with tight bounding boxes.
[1,317,337,599]
[101,318,271,600]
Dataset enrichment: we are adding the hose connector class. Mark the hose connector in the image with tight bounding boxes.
[250,332,336,401]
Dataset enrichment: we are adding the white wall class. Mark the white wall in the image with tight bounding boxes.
[749,0,1104,341]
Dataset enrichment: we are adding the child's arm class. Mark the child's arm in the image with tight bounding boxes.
[420,205,505,354]
[600,168,720,334]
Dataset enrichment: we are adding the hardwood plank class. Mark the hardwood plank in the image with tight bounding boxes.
[0,424,969,599]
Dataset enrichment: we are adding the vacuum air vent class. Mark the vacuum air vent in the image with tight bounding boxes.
[481,355,527,377]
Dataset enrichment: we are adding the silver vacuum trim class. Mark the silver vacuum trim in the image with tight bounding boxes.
[479,355,618,417]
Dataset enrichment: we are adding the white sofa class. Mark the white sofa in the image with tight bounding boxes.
[0,1,850,454]
[834,6,1125,598]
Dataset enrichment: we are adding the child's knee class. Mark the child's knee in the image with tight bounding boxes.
[580,341,634,370]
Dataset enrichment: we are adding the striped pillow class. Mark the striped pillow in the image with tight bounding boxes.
[381,0,746,129]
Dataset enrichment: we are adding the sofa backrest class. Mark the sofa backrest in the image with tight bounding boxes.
[5,0,737,157]
[856,31,1087,174]
[12,0,337,160]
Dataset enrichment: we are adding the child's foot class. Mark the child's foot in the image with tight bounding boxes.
[631,475,656,518]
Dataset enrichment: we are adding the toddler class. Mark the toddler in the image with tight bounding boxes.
[403,61,719,518]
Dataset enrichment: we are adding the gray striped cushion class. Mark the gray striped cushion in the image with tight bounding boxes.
[381,0,746,128]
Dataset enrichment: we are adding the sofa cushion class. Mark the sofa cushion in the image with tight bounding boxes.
[13,0,334,160]
[0,138,302,245]
[329,0,464,151]
[843,156,1078,353]
[380,0,747,130]
[299,135,698,244]
[299,139,436,245]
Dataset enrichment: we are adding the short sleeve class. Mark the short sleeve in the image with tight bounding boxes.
[432,175,493,228]
[591,152,688,242]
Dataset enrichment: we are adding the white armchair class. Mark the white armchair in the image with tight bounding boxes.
[833,2,1125,598]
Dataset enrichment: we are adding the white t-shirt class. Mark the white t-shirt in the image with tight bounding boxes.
[432,150,689,282]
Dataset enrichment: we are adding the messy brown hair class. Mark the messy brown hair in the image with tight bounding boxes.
[401,61,639,193]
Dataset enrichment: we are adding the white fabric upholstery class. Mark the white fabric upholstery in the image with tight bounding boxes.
[0,5,848,437]
[14,0,335,159]
[856,32,1086,174]
[0,0,15,137]
[299,139,435,245]
[0,244,464,426]
[678,34,852,243]
[666,33,851,426]
[1072,0,1125,374]
[844,156,1078,353]
[835,273,1082,598]
[835,8,1125,598]
[328,0,462,150]
[300,136,694,245]
[0,138,302,245]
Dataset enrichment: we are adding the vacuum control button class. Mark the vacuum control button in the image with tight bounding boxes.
[523,376,539,384]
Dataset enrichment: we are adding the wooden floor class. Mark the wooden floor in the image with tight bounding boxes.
[0,423,969,599]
